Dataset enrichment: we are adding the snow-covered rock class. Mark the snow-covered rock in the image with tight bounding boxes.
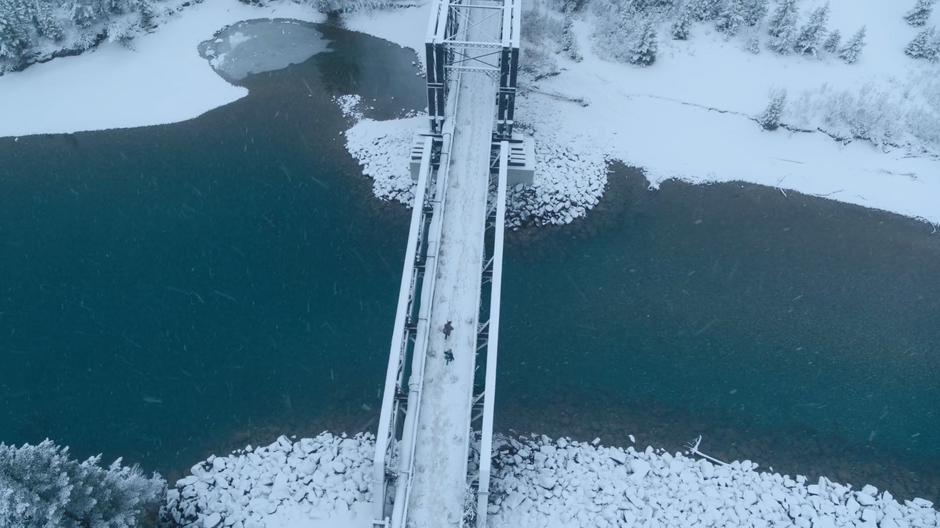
[165,432,940,528]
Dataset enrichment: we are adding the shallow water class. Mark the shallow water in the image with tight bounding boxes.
[1,20,938,501]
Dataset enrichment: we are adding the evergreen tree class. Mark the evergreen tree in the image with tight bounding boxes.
[758,89,787,130]
[71,1,97,28]
[822,28,840,53]
[630,21,658,65]
[905,26,940,61]
[838,26,866,64]
[740,0,769,26]
[767,0,799,54]
[687,0,722,21]
[106,0,131,14]
[560,12,582,61]
[137,0,155,30]
[744,32,761,53]
[671,5,692,39]
[0,440,165,528]
[716,0,747,35]
[0,0,31,63]
[34,1,65,41]
[794,3,829,55]
[904,0,935,27]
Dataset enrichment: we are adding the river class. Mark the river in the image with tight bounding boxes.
[0,20,937,500]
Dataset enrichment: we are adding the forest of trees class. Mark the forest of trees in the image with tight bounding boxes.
[0,0,413,74]
[0,440,165,528]
[589,0,872,67]
[3,0,934,75]
[0,0,177,73]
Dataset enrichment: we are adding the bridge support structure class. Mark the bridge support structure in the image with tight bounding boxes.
[426,0,521,139]
[372,1,522,527]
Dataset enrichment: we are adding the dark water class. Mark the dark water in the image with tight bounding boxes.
[0,24,423,474]
[1,21,938,500]
[498,172,940,500]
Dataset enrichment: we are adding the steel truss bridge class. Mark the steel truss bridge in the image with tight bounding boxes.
[372,0,524,526]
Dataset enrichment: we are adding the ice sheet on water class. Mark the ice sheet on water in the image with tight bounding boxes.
[199,19,329,82]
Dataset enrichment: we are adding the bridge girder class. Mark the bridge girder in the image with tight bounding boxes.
[426,0,521,140]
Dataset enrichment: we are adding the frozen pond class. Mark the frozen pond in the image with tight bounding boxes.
[198,19,329,82]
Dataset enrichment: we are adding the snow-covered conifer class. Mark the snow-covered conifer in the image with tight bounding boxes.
[757,89,787,130]
[716,0,747,35]
[107,16,139,46]
[741,0,769,26]
[767,0,799,54]
[744,32,761,53]
[630,21,658,65]
[671,5,693,39]
[0,439,165,528]
[794,3,829,56]
[33,1,64,41]
[0,0,31,62]
[687,0,722,21]
[838,26,866,64]
[822,28,840,53]
[719,0,769,32]
[904,0,935,27]
[905,26,940,61]
[560,12,582,61]
[71,1,97,28]
[137,0,156,30]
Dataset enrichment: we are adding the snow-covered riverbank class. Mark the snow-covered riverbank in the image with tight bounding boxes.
[0,0,323,137]
[340,1,940,227]
[164,432,940,528]
[1,0,937,225]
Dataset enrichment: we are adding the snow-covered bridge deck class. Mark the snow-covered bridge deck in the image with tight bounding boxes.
[371,0,521,527]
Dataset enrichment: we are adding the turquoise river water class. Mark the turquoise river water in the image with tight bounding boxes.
[1,21,938,500]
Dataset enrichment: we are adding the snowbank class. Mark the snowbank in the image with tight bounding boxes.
[345,114,427,204]
[338,2,940,226]
[165,432,940,528]
[0,0,323,138]
[163,433,375,528]
[5,0,936,225]
[489,435,940,528]
[342,3,431,67]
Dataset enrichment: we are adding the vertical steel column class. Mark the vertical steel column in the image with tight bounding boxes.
[496,46,511,139]
[494,0,519,139]
[434,41,447,132]
[425,0,450,134]
[426,41,440,134]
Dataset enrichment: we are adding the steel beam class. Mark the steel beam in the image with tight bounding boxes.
[474,141,509,527]
[372,135,435,521]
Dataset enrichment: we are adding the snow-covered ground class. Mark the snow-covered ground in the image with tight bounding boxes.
[165,432,940,528]
[162,433,375,528]
[3,0,936,225]
[339,0,940,227]
[0,0,324,137]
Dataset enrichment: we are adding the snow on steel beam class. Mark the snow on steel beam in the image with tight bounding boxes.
[445,65,501,74]
[373,136,435,522]
[441,39,505,49]
[501,0,512,48]
[511,0,521,48]
[426,0,447,44]
[475,141,509,528]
